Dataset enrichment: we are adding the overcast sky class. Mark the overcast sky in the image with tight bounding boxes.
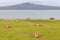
[0,0,60,7]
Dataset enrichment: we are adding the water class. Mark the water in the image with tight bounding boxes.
[0,10,60,19]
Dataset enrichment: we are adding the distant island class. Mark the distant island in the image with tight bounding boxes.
[0,2,60,10]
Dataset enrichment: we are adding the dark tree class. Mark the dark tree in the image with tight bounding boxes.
[50,17,55,20]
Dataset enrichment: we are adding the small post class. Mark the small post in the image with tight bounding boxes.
[5,24,11,28]
[16,19,20,22]
[34,32,39,38]
[35,22,40,27]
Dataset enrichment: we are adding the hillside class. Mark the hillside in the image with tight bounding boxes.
[0,19,60,40]
[0,3,60,10]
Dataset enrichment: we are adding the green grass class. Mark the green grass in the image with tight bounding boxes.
[0,19,60,40]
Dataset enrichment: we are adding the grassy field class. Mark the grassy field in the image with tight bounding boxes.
[0,19,60,40]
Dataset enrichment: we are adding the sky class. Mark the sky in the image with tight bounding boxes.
[0,10,60,19]
[0,0,60,7]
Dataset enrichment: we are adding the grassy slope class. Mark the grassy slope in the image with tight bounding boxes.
[0,19,60,40]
